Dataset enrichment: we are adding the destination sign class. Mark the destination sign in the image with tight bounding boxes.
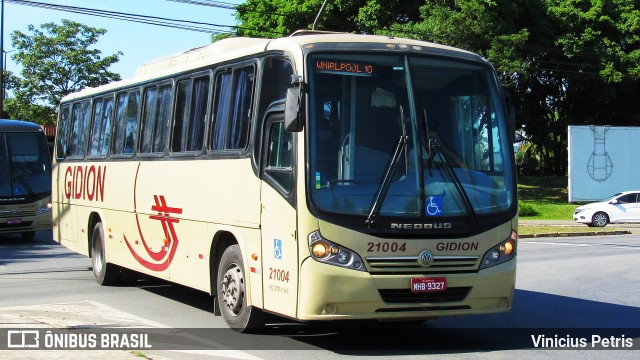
[314,59,374,76]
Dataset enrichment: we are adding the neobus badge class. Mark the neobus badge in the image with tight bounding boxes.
[390,222,452,230]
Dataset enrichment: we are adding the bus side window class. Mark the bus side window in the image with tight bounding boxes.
[141,83,172,155]
[210,71,231,151]
[113,91,140,155]
[88,96,114,157]
[264,121,293,193]
[253,58,294,168]
[172,75,209,153]
[56,105,71,159]
[67,100,90,158]
[210,64,255,151]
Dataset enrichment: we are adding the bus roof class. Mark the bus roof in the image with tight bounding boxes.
[0,119,45,133]
[60,32,480,102]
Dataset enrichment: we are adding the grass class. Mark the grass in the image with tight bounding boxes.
[517,176,600,235]
[517,176,577,220]
[517,226,601,236]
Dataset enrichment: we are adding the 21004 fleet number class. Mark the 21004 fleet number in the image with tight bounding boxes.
[367,242,407,252]
[269,267,290,283]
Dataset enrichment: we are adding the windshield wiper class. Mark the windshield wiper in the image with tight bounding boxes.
[423,109,435,176]
[422,107,476,223]
[400,106,409,177]
[366,106,408,228]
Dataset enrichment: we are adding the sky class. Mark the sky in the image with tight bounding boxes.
[2,0,244,79]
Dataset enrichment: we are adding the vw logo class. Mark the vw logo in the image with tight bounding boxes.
[418,249,434,267]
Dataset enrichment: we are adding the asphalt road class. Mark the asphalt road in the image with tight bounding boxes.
[0,230,638,359]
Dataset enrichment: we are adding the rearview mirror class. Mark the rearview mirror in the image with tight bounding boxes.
[284,86,303,132]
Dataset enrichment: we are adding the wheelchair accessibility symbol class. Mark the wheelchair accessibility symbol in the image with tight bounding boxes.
[425,196,443,216]
[274,239,283,260]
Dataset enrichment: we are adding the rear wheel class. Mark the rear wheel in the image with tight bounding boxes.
[216,244,265,332]
[591,212,609,227]
[91,222,121,285]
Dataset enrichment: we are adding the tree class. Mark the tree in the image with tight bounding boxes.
[2,70,56,122]
[514,0,640,175]
[231,0,640,175]
[234,0,422,37]
[3,97,57,124]
[9,19,122,123]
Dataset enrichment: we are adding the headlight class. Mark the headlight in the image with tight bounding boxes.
[480,230,517,269]
[574,207,587,214]
[37,203,53,214]
[308,231,367,272]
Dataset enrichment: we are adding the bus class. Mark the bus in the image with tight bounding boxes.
[52,31,517,332]
[0,119,52,240]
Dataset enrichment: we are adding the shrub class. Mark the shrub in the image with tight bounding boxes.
[519,203,539,217]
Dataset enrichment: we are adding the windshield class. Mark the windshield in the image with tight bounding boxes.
[308,53,514,222]
[0,132,52,197]
[603,193,621,202]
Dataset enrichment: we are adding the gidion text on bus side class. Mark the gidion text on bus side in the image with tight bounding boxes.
[52,31,518,332]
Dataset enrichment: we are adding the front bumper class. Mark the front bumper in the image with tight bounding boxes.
[297,256,516,321]
[0,212,52,235]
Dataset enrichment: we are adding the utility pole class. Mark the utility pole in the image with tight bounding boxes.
[312,0,333,31]
[1,0,5,117]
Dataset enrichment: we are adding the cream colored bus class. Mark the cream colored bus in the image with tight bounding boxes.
[53,31,517,332]
[1,119,52,240]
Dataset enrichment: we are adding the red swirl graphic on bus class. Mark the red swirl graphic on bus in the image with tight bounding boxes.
[124,195,182,271]
[123,164,182,271]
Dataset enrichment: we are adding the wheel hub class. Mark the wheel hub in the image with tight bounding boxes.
[220,265,244,315]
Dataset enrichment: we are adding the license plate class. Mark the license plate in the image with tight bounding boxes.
[7,218,22,225]
[410,277,447,293]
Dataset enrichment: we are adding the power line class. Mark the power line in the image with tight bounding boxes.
[6,0,236,34]
[7,0,633,82]
[165,0,238,10]
[8,0,288,36]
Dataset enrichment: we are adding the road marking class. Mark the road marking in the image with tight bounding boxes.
[166,349,263,359]
[523,241,593,247]
[523,241,640,249]
[0,300,263,359]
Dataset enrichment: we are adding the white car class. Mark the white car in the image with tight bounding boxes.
[573,191,640,227]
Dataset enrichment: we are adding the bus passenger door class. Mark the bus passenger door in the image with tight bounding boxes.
[260,117,298,318]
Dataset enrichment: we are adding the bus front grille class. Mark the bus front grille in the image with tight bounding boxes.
[0,210,36,218]
[366,255,479,274]
[378,287,472,304]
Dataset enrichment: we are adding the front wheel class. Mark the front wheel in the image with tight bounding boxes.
[216,244,265,332]
[91,222,121,285]
[591,212,609,227]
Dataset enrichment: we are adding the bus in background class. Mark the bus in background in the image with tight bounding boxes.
[0,119,52,240]
[52,31,517,332]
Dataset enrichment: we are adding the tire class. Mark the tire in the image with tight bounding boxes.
[91,222,121,285]
[591,212,609,228]
[216,244,265,332]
